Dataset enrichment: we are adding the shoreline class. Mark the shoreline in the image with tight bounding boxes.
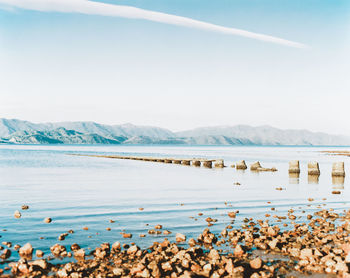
[1,207,350,277]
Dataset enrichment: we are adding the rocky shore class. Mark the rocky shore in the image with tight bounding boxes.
[2,207,350,277]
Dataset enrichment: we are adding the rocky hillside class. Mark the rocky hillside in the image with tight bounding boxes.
[1,118,349,146]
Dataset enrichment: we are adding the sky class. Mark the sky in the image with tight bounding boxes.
[0,0,349,135]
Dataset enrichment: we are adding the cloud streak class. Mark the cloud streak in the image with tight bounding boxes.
[0,0,308,48]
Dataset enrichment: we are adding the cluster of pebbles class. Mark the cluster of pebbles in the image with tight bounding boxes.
[2,207,350,277]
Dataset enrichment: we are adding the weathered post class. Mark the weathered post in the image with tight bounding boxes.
[202,160,212,168]
[250,161,261,171]
[308,162,320,176]
[332,162,345,177]
[214,159,224,168]
[288,160,300,174]
[236,160,247,170]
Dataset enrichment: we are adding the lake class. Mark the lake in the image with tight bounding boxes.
[0,144,349,264]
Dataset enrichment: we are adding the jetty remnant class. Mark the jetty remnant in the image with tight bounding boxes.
[236,160,247,170]
[250,161,261,171]
[332,162,345,177]
[250,161,277,172]
[308,162,320,176]
[192,160,201,167]
[288,160,300,174]
[70,154,221,169]
[202,160,213,168]
[214,159,224,168]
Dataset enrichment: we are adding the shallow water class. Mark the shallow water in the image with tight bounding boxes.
[0,145,349,263]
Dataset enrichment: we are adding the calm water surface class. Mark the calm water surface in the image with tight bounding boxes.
[0,145,349,263]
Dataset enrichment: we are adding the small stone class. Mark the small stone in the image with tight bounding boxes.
[0,249,11,260]
[36,250,44,258]
[228,212,236,218]
[74,249,85,258]
[44,217,52,223]
[14,210,21,219]
[70,243,80,251]
[112,242,121,252]
[234,245,244,257]
[21,205,29,210]
[250,257,262,269]
[19,243,33,258]
[176,233,186,242]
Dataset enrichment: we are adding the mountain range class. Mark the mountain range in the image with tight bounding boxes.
[0,118,349,146]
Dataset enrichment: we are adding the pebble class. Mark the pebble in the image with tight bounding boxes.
[14,210,21,219]
[44,217,52,223]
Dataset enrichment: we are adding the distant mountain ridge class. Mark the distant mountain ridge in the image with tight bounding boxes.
[0,118,349,146]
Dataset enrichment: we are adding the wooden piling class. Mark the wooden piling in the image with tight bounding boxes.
[236,160,247,170]
[308,162,320,176]
[202,160,212,168]
[214,159,224,168]
[332,162,345,177]
[250,161,261,171]
[289,160,300,174]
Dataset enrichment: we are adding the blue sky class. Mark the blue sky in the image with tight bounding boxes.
[0,0,349,134]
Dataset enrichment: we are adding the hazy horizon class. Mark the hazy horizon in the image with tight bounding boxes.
[1,0,349,135]
[1,117,350,137]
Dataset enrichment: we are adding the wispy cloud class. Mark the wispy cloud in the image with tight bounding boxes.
[0,0,308,48]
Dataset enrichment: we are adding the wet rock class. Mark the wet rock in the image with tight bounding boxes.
[208,249,220,260]
[31,259,47,270]
[112,241,121,252]
[14,210,21,219]
[19,243,33,258]
[35,250,44,258]
[74,248,85,259]
[123,233,132,238]
[21,205,29,210]
[70,243,80,252]
[176,233,186,242]
[50,244,66,257]
[228,212,236,218]
[0,249,11,259]
[44,217,52,223]
[234,244,244,257]
[127,245,139,255]
[250,257,262,269]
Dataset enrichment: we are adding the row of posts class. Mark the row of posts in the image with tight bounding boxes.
[289,160,346,177]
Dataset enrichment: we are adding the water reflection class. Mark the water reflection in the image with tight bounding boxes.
[308,174,320,184]
[289,173,300,184]
[332,176,345,189]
